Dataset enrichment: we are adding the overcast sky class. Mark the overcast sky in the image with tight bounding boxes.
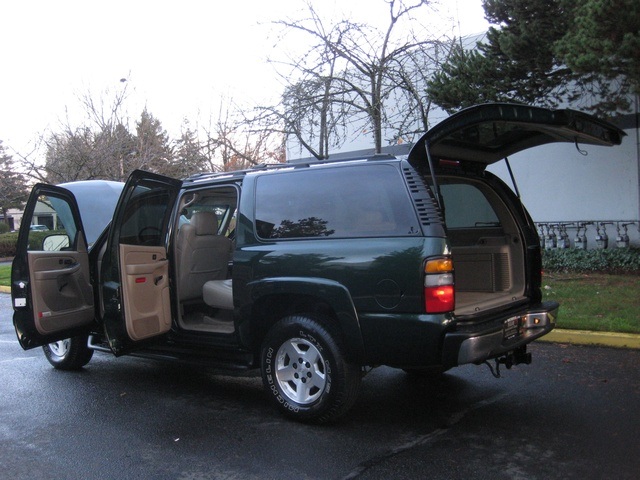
[0,0,489,156]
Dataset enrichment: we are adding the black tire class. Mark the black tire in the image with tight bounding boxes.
[261,315,361,424]
[42,335,94,370]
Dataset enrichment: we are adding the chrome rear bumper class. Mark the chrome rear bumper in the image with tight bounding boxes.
[443,302,558,367]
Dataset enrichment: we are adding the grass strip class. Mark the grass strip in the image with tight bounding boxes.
[0,264,10,287]
[543,273,640,334]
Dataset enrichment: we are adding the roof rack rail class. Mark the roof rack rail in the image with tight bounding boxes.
[182,154,400,183]
[287,153,396,165]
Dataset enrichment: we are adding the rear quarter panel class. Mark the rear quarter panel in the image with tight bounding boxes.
[234,233,451,366]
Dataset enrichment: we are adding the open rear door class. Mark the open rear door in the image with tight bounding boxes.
[408,103,626,168]
[12,185,94,349]
[100,170,181,355]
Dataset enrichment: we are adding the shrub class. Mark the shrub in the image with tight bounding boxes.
[0,230,71,257]
[0,223,10,234]
[542,247,640,274]
[0,233,18,258]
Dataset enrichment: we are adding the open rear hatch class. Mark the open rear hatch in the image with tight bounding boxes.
[408,103,625,317]
[408,102,625,168]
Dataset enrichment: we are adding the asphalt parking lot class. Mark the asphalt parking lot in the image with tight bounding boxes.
[1,292,638,480]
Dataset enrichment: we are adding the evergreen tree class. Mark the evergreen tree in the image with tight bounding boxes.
[171,123,211,178]
[0,141,28,227]
[132,109,174,175]
[554,0,640,109]
[427,0,637,115]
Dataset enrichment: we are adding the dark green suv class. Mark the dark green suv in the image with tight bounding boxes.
[11,104,624,423]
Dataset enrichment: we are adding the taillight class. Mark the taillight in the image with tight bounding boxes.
[424,257,455,313]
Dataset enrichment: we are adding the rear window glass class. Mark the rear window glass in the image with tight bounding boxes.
[440,183,500,228]
[255,164,420,239]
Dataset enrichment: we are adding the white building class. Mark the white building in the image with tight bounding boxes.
[285,36,640,249]
[1,208,23,232]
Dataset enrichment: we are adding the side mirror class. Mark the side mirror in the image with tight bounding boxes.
[42,234,70,251]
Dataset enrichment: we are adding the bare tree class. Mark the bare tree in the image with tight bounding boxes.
[24,83,187,183]
[384,38,459,141]
[43,126,119,183]
[271,0,445,157]
[14,79,286,184]
[29,84,137,183]
[202,99,285,172]
[260,21,353,160]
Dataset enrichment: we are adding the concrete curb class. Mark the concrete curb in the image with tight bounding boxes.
[0,288,637,349]
[537,329,640,349]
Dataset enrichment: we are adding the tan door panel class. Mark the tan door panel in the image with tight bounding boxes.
[119,244,171,341]
[28,251,94,335]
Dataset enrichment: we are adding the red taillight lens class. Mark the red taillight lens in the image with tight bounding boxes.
[424,258,455,313]
[425,285,455,312]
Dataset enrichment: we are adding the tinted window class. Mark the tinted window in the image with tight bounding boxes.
[440,183,500,228]
[255,164,420,239]
[119,185,171,246]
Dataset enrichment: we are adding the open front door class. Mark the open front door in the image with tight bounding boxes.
[101,170,181,355]
[12,185,94,350]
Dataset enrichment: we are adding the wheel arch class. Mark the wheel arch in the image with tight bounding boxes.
[239,277,366,364]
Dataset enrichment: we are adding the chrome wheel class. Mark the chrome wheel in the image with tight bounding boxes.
[275,337,326,405]
[48,339,71,358]
[42,336,93,370]
[262,315,361,423]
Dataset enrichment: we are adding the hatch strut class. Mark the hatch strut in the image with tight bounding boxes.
[504,156,520,198]
[424,140,444,212]
[503,156,533,226]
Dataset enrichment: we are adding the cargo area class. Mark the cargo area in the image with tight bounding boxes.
[449,229,526,315]
[438,177,527,316]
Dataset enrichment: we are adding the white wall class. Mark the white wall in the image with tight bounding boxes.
[487,126,640,247]
[488,128,639,223]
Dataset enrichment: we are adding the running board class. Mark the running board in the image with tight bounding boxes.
[87,335,112,353]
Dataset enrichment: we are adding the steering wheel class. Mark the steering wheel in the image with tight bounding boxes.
[137,226,162,244]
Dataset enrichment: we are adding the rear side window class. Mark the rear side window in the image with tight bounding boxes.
[255,164,420,239]
[440,183,500,228]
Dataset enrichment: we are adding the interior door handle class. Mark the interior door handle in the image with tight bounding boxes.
[34,263,81,280]
[126,259,168,275]
[57,278,69,292]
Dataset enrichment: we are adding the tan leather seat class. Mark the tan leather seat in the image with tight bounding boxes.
[176,211,233,302]
[203,279,233,310]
